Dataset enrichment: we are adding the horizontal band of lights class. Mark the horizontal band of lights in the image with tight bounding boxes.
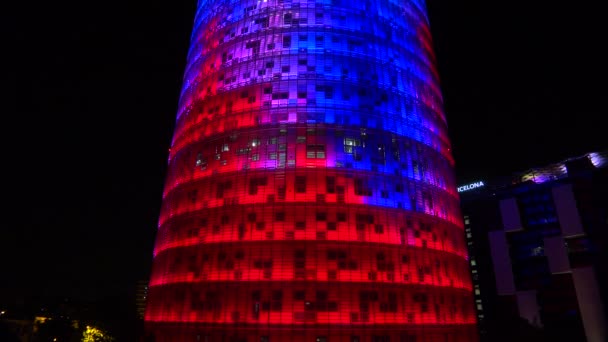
[145,0,478,341]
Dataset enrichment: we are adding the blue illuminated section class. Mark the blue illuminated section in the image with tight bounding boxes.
[173,0,450,158]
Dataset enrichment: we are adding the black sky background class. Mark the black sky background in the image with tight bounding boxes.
[1,0,606,313]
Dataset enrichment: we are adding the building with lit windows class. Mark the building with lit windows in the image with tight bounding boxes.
[460,151,608,342]
[144,0,477,341]
[136,280,149,320]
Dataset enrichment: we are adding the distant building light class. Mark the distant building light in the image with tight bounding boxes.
[35,316,50,324]
[457,181,485,193]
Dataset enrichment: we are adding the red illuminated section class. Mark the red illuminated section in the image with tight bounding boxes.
[145,0,478,340]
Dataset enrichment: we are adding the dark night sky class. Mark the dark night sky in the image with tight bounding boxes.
[1,0,605,310]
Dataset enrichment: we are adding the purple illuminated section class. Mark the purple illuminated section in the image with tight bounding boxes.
[145,0,477,341]
[589,152,607,168]
[518,151,607,184]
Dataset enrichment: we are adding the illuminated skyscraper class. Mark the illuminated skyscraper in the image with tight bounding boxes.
[145,0,477,341]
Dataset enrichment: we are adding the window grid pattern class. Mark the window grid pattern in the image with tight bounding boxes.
[145,0,477,341]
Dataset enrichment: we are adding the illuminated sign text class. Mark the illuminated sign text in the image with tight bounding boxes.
[457,181,485,193]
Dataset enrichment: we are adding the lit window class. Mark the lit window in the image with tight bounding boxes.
[237,147,251,155]
[344,138,361,146]
[195,153,207,167]
[307,145,325,159]
[344,138,361,153]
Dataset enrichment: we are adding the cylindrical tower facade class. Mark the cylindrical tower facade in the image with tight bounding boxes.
[145,0,477,341]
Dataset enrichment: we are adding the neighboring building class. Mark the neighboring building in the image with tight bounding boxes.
[144,0,477,341]
[460,151,608,342]
[136,280,149,320]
